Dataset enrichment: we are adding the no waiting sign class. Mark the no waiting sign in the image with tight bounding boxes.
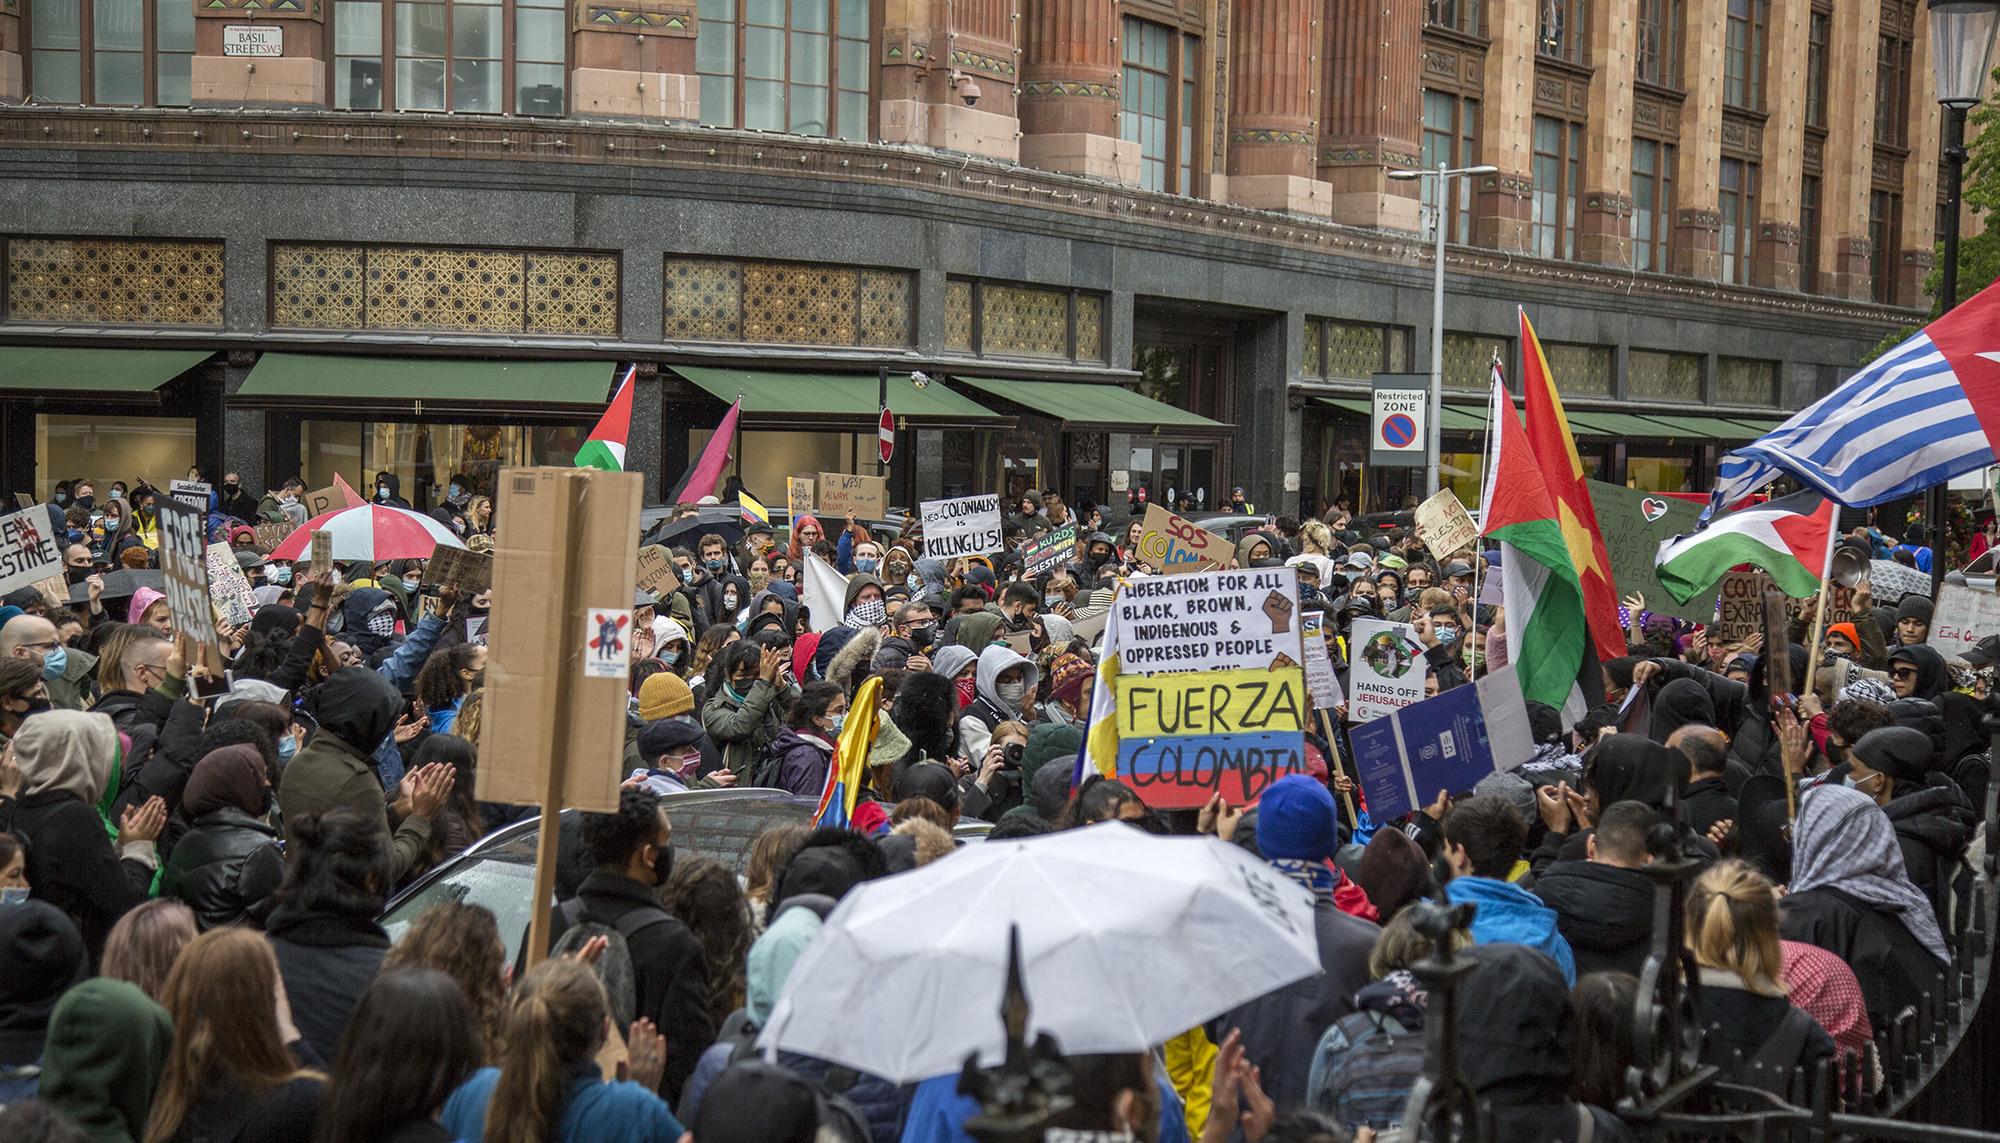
[1370,373,1430,469]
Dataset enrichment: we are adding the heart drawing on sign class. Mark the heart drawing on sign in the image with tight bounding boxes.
[1641,498,1670,522]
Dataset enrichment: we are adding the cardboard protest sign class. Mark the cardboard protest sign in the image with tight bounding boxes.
[427,545,493,595]
[170,479,211,511]
[1135,503,1233,575]
[1069,610,1109,646]
[1415,489,1479,561]
[787,477,815,521]
[253,520,294,551]
[635,545,682,596]
[205,542,256,627]
[1113,567,1304,674]
[1113,667,1308,808]
[582,608,632,679]
[301,484,343,518]
[466,615,488,646]
[308,531,334,580]
[156,500,225,676]
[920,494,1003,560]
[1002,630,1034,657]
[1300,609,1344,711]
[1022,524,1079,578]
[1868,559,1932,604]
[1932,585,2000,661]
[0,507,64,597]
[11,493,33,511]
[1347,665,1535,822]
[1713,571,1771,645]
[1347,617,1426,722]
[1588,480,1714,622]
[817,472,886,519]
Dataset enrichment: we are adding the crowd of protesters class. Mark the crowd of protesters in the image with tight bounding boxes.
[0,468,1988,1143]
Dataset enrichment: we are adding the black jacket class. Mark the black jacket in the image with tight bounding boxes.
[1531,861,1656,978]
[88,685,208,820]
[1695,974,1836,1083]
[1682,776,1738,840]
[216,487,261,524]
[164,1070,322,1143]
[9,790,153,965]
[266,904,391,1061]
[1781,886,1947,1026]
[159,808,285,930]
[557,871,716,1104]
[1211,894,1378,1110]
[1884,778,1976,934]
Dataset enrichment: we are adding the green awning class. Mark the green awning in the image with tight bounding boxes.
[236,353,617,411]
[676,365,1004,426]
[956,375,1224,430]
[1722,416,1785,436]
[1315,397,1489,432]
[1316,397,1371,415]
[0,346,212,395]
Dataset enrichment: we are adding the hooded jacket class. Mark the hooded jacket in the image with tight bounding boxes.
[1443,875,1578,984]
[700,675,780,785]
[769,726,836,798]
[1887,643,1951,701]
[369,472,411,509]
[1530,860,1656,977]
[1883,776,1976,931]
[333,587,401,658]
[957,643,1039,762]
[8,711,154,964]
[278,667,432,880]
[38,978,172,1143]
[1453,945,1636,1143]
[0,900,86,1098]
[159,745,284,931]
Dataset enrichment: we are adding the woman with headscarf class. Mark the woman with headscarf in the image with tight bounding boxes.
[7,709,164,963]
[159,745,285,930]
[38,977,173,1143]
[1648,677,1716,744]
[1781,783,1949,1026]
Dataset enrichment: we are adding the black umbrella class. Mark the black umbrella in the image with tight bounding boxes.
[67,569,166,606]
[642,507,747,550]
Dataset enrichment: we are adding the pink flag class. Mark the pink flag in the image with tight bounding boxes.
[333,473,366,507]
[673,399,740,502]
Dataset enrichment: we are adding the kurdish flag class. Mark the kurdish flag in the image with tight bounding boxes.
[815,674,884,828]
[1481,368,1590,713]
[573,364,637,471]
[1654,491,1838,604]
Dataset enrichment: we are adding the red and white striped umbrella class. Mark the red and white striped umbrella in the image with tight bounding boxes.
[267,503,467,562]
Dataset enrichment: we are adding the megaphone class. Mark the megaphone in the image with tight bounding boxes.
[1830,542,1869,588]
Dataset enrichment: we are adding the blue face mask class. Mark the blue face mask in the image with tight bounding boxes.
[0,887,26,906]
[828,712,846,735]
[448,483,464,499]
[40,645,66,681]
[856,557,880,574]
[268,566,293,586]
[277,734,299,763]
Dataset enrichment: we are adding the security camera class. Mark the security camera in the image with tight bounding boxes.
[959,80,982,108]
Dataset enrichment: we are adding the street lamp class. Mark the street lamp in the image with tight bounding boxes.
[1388,162,1498,498]
[1926,0,1999,596]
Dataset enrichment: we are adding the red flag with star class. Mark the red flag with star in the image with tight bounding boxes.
[1927,279,2000,447]
[1519,307,1627,663]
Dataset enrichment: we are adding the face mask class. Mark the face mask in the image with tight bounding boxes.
[402,577,421,592]
[888,563,911,581]
[955,676,978,708]
[650,842,675,886]
[1045,593,1066,609]
[749,572,770,591]
[224,482,239,492]
[847,598,888,628]
[1846,771,1882,791]
[856,557,880,574]
[907,624,936,650]
[268,566,293,585]
[377,486,391,498]
[15,696,52,721]
[827,712,846,735]
[367,609,396,637]
[277,733,299,763]
[280,494,297,506]
[705,557,725,571]
[53,493,68,505]
[997,679,1026,706]
[723,592,739,610]
[1436,627,1458,645]
[39,646,66,681]
[0,887,26,906]
[448,483,464,499]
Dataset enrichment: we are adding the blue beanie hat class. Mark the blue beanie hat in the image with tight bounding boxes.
[0,606,23,631]
[1255,775,1338,862]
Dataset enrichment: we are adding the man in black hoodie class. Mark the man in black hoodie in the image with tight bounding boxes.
[557,787,715,1104]
[1847,725,1977,932]
[1531,800,1659,977]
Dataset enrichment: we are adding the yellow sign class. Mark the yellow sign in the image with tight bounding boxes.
[1115,668,1306,739]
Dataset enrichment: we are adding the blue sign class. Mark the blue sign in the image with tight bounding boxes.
[1349,669,1533,823]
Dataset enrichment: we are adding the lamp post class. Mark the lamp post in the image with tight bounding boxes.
[1926,0,2000,598]
[1388,162,1498,498]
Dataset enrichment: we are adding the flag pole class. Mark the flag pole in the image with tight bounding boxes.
[1318,707,1358,827]
[1791,504,1842,821]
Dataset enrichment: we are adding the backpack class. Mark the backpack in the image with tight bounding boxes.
[553,896,675,1028]
[748,741,790,790]
[1317,1007,1429,1134]
[1740,1004,1819,1097]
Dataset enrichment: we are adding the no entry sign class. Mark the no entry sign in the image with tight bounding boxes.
[1369,374,1430,469]
[878,407,895,465]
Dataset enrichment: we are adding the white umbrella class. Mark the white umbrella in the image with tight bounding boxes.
[757,822,1321,1084]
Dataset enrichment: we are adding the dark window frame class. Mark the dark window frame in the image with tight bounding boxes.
[694,0,876,142]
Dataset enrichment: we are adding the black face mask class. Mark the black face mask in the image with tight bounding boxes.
[65,566,94,585]
[651,842,675,886]
[13,697,51,723]
[907,624,936,650]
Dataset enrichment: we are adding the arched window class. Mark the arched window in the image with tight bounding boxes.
[695,0,871,140]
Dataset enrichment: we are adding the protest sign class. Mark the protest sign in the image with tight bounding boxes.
[1135,503,1233,575]
[253,520,294,551]
[817,472,886,519]
[308,531,333,580]
[1588,480,1714,623]
[466,615,488,646]
[1868,559,1932,604]
[635,544,682,596]
[1347,617,1426,722]
[156,500,224,676]
[301,484,343,518]
[1069,610,1109,646]
[1300,609,1344,711]
[0,507,64,598]
[1114,668,1308,808]
[1415,489,1479,561]
[1002,630,1034,657]
[1113,567,1304,674]
[920,494,1003,560]
[787,477,815,521]
[1932,585,2000,661]
[1348,665,1536,822]
[427,545,493,595]
[1713,571,1770,645]
[170,479,211,510]
[205,543,256,627]
[11,493,32,511]
[1022,524,1078,578]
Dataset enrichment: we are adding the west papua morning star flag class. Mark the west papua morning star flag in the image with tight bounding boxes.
[1705,279,2000,518]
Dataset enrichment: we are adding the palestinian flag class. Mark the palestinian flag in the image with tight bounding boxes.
[1654,490,1838,603]
[1481,369,1590,713]
[573,364,636,471]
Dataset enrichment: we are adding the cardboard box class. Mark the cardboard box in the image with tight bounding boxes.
[476,467,643,813]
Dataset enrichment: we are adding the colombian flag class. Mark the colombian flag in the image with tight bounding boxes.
[739,490,771,527]
[815,675,883,828]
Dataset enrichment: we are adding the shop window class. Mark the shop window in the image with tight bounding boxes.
[1628,349,1703,402]
[4,237,224,326]
[661,257,911,348]
[685,427,871,508]
[1303,318,1413,381]
[697,0,870,141]
[271,244,619,337]
[302,420,580,506]
[27,0,192,105]
[1540,342,1612,397]
[1716,356,1777,406]
[1632,139,1676,273]
[1636,0,1681,86]
[1443,331,1509,391]
[1531,114,1584,261]
[1627,455,1694,493]
[37,413,195,498]
[1719,158,1758,286]
[1723,0,1767,111]
[1421,91,1481,245]
[1441,450,1485,510]
[1426,0,1479,34]
[329,0,567,114]
[1120,17,1202,195]
[944,278,1107,364]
